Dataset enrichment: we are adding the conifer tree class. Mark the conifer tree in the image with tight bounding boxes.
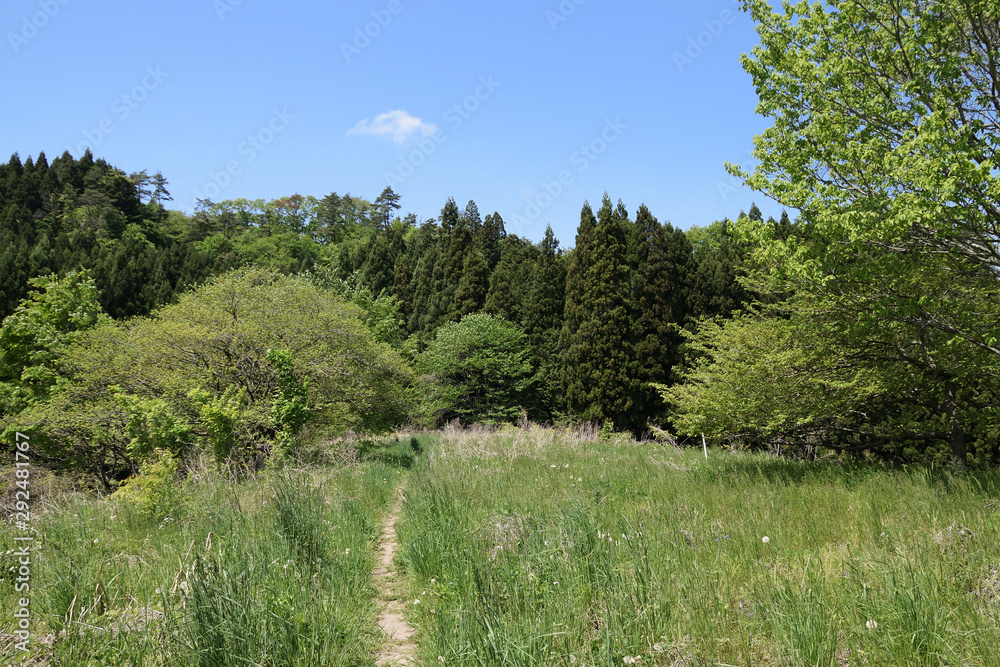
[559,202,597,414]
[483,241,521,322]
[525,225,566,416]
[685,219,747,322]
[625,205,687,429]
[477,212,506,271]
[453,248,489,318]
[564,195,636,426]
[462,200,482,235]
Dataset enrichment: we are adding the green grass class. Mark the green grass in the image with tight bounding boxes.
[396,425,1000,666]
[0,435,419,666]
[5,427,1000,665]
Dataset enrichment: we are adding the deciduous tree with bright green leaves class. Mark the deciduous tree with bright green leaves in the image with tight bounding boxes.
[690,0,1000,465]
[415,313,535,426]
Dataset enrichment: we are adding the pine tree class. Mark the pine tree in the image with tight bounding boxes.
[453,248,489,317]
[567,195,636,427]
[525,225,566,417]
[624,205,688,430]
[559,202,597,414]
[477,212,506,271]
[374,186,401,229]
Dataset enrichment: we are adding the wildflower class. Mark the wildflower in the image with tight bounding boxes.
[438,657,445,663]
[345,548,351,555]
[414,599,420,605]
[762,536,770,544]
[653,642,665,652]
[154,588,161,595]
[430,578,436,584]
[93,538,99,544]
[866,619,878,630]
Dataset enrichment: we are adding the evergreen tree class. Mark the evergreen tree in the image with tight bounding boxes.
[462,200,482,235]
[477,212,506,271]
[453,248,489,317]
[524,225,566,417]
[571,195,636,427]
[685,219,747,322]
[559,202,597,414]
[625,205,686,429]
[374,186,401,229]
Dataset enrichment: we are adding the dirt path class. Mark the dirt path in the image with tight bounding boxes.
[375,486,418,666]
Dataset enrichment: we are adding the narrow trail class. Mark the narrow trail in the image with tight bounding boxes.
[375,486,418,666]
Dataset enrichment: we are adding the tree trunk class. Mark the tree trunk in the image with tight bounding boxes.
[945,382,967,469]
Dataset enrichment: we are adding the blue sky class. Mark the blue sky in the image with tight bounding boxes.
[2,0,786,246]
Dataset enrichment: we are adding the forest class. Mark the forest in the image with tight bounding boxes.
[3,1,1000,664]
[3,0,1000,490]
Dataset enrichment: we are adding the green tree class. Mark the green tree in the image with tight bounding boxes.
[374,186,402,229]
[415,313,534,426]
[0,271,107,414]
[9,267,411,477]
[564,195,636,428]
[717,0,1000,465]
[626,205,687,429]
[524,225,566,416]
[558,202,597,414]
[453,248,489,318]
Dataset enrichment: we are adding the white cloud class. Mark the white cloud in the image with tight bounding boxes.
[347,110,437,143]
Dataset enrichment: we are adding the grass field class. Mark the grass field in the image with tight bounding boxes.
[0,439,415,666]
[397,426,1000,666]
[3,427,1000,665]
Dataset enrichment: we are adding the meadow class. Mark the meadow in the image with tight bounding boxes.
[0,438,415,666]
[3,427,1000,665]
[397,426,1000,666]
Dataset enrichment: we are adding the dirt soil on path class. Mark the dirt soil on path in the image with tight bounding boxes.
[375,487,419,666]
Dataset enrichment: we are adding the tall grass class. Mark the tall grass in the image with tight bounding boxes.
[397,425,1000,666]
[0,435,418,666]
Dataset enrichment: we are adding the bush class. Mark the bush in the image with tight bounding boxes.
[415,313,535,426]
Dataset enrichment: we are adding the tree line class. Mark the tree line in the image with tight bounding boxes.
[4,0,999,475]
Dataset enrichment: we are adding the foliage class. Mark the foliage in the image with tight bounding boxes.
[10,267,411,475]
[110,447,185,522]
[712,0,1000,465]
[115,389,193,462]
[189,387,251,465]
[416,313,535,426]
[267,348,314,460]
[0,271,107,414]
